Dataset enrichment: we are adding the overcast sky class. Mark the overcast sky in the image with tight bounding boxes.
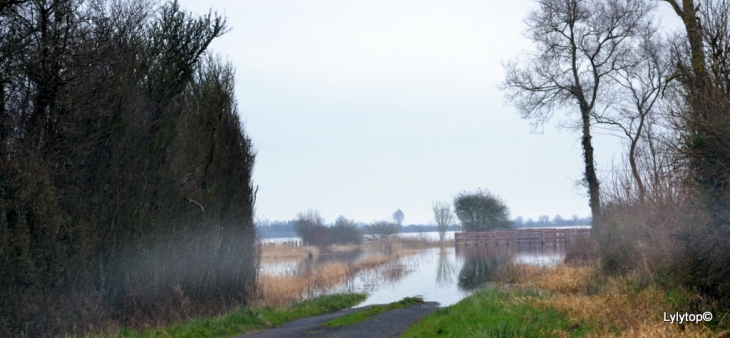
[177,0,682,225]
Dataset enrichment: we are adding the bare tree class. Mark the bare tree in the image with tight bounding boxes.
[502,0,654,221]
[592,25,672,202]
[432,200,453,241]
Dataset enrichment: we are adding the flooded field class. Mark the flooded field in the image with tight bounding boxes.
[259,231,578,307]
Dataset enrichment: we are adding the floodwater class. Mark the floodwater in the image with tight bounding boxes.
[356,243,566,307]
[260,230,584,307]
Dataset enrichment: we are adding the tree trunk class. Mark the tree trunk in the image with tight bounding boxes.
[581,108,602,221]
[629,117,647,203]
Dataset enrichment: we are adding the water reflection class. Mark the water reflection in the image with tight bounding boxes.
[456,245,513,290]
[436,247,455,287]
[455,244,567,290]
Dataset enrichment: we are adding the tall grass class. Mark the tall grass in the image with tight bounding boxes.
[492,263,718,337]
[260,242,321,260]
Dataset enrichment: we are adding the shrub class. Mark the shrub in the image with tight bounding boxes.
[294,209,329,247]
[365,220,400,240]
[294,213,363,247]
[330,216,363,245]
[454,190,512,232]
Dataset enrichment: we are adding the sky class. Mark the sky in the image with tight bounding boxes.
[177,0,682,225]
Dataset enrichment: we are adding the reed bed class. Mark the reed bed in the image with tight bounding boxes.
[327,244,361,252]
[260,242,320,260]
[257,236,439,307]
[494,263,718,337]
[259,235,439,261]
[258,262,351,306]
[258,248,419,307]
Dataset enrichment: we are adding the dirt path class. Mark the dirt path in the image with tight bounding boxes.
[237,302,439,338]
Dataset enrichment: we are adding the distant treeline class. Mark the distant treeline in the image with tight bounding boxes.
[512,215,592,228]
[0,1,257,336]
[257,220,464,239]
[255,216,586,239]
[257,220,299,238]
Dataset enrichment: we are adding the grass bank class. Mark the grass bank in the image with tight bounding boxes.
[104,293,366,338]
[403,288,589,337]
[406,263,722,337]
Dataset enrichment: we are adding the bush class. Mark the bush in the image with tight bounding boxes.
[331,216,363,245]
[294,212,363,247]
[454,190,512,232]
[294,210,329,247]
[0,2,258,335]
[365,220,400,239]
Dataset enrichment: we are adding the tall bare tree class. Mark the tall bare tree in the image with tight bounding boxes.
[592,25,672,202]
[502,0,654,221]
[432,200,454,241]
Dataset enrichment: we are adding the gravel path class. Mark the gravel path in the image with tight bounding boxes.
[238,302,439,338]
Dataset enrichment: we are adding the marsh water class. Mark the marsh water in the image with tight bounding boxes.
[261,230,581,307]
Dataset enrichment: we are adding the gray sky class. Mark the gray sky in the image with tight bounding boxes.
[177,0,680,225]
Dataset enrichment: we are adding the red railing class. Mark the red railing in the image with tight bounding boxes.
[454,228,591,246]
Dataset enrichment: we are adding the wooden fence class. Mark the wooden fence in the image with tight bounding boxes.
[454,228,591,246]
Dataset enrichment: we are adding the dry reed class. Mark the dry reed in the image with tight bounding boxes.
[496,264,718,337]
[327,244,361,252]
[258,248,419,307]
[260,242,320,260]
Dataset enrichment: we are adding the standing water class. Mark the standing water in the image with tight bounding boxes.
[356,241,566,307]
[259,229,585,307]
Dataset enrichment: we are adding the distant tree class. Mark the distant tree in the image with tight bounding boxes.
[538,215,550,224]
[294,209,328,246]
[432,201,454,241]
[392,209,405,226]
[453,190,512,232]
[553,215,564,224]
[365,220,400,240]
[331,216,363,244]
[513,216,524,227]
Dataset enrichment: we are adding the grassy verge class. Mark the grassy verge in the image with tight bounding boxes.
[406,263,721,337]
[322,296,424,327]
[106,293,367,338]
[402,288,589,338]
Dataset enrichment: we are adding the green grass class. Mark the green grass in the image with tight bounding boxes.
[106,293,367,338]
[402,289,590,338]
[322,296,424,327]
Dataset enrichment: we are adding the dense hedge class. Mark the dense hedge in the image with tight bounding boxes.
[0,1,258,336]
